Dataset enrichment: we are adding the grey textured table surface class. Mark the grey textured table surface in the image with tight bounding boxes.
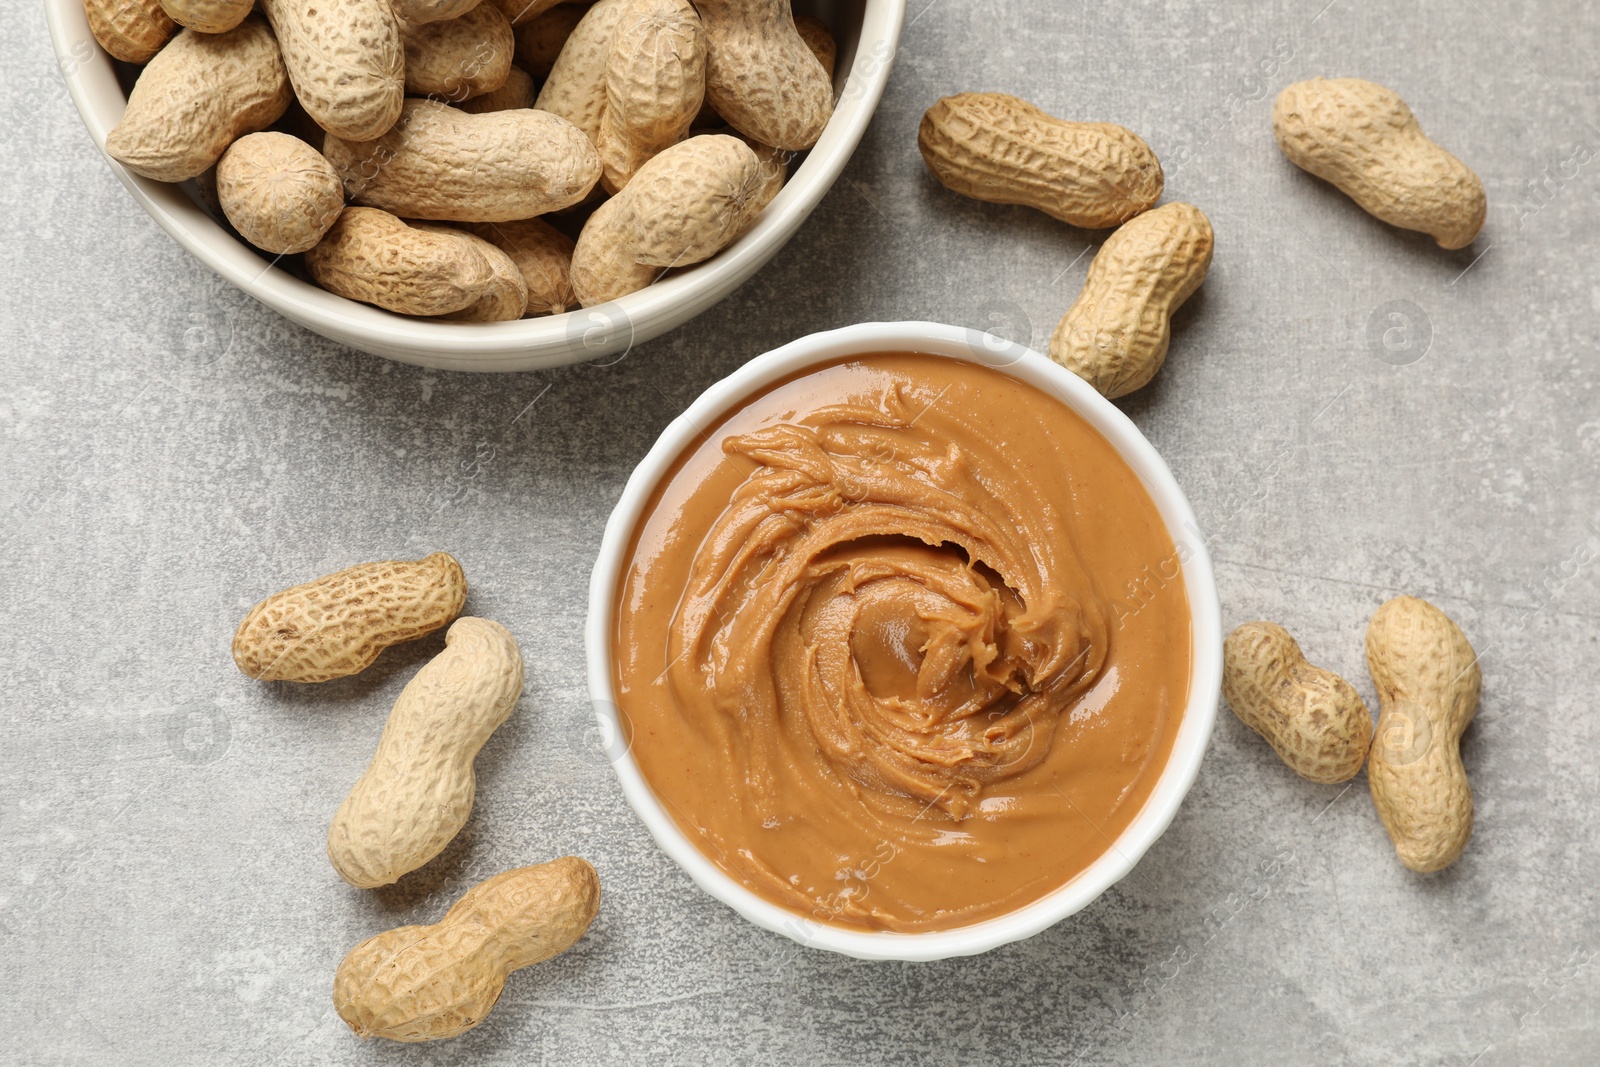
[4,1,1599,1064]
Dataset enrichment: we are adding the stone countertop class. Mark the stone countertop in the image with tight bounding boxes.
[3,1,1597,1063]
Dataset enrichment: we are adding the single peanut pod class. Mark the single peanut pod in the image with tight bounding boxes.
[1272,78,1486,250]
[918,93,1163,229]
[157,0,251,33]
[1223,622,1373,784]
[216,132,345,254]
[105,20,292,183]
[1366,596,1481,873]
[402,3,516,101]
[596,0,706,193]
[232,551,467,682]
[486,0,570,27]
[535,0,628,144]
[407,223,530,321]
[327,618,523,887]
[305,208,498,316]
[569,196,657,305]
[793,15,836,80]
[515,2,589,79]
[333,857,600,1042]
[459,66,538,114]
[570,134,760,304]
[464,219,577,316]
[85,0,176,63]
[323,99,601,222]
[260,0,404,143]
[1049,202,1213,399]
[392,0,480,26]
[695,0,832,152]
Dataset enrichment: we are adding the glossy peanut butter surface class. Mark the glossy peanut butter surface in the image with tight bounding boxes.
[612,353,1191,932]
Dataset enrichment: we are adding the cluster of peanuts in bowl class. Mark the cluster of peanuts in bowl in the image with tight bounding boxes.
[91,0,838,321]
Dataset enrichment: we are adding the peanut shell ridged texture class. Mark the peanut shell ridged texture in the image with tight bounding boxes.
[1223,622,1373,784]
[333,858,600,1042]
[393,0,480,26]
[736,133,786,221]
[217,132,346,254]
[535,0,629,144]
[402,4,516,101]
[570,134,759,304]
[459,65,538,114]
[157,0,252,33]
[1366,596,1481,873]
[792,14,835,79]
[327,618,524,888]
[86,0,175,62]
[487,0,569,27]
[516,2,588,78]
[305,208,497,316]
[1272,77,1486,250]
[260,0,404,142]
[232,551,466,682]
[597,0,706,193]
[569,195,658,304]
[465,219,577,315]
[408,223,531,321]
[1049,202,1213,399]
[696,0,832,151]
[324,99,601,222]
[104,20,291,184]
[918,93,1163,228]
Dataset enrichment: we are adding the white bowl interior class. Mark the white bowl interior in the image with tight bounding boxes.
[43,0,907,371]
[586,321,1223,962]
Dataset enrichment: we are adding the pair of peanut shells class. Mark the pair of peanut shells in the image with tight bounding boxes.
[1222,596,1482,874]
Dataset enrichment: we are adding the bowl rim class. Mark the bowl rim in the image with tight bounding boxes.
[585,320,1222,962]
[42,0,909,371]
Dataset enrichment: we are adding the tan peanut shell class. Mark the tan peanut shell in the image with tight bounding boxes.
[569,195,658,305]
[401,3,516,101]
[465,219,577,316]
[793,15,836,79]
[323,99,601,222]
[393,0,480,26]
[1223,622,1373,784]
[696,0,832,151]
[597,0,707,193]
[333,857,600,1042]
[260,0,404,143]
[516,3,588,78]
[85,0,176,63]
[1049,202,1213,399]
[918,93,1163,229]
[1366,596,1482,873]
[408,223,531,321]
[105,19,291,183]
[1272,78,1486,250]
[232,551,466,682]
[536,0,628,144]
[157,0,251,33]
[571,134,761,304]
[305,208,499,316]
[487,0,570,26]
[216,132,346,255]
[459,66,538,114]
[327,618,523,887]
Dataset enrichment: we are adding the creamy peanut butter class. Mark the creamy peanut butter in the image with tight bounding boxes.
[613,353,1191,932]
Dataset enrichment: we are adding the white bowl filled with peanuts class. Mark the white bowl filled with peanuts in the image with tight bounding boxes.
[47,0,905,370]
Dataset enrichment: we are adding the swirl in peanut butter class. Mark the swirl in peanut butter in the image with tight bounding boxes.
[614,354,1190,931]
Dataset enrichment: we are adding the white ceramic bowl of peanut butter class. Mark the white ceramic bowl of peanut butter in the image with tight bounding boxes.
[587,321,1221,961]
